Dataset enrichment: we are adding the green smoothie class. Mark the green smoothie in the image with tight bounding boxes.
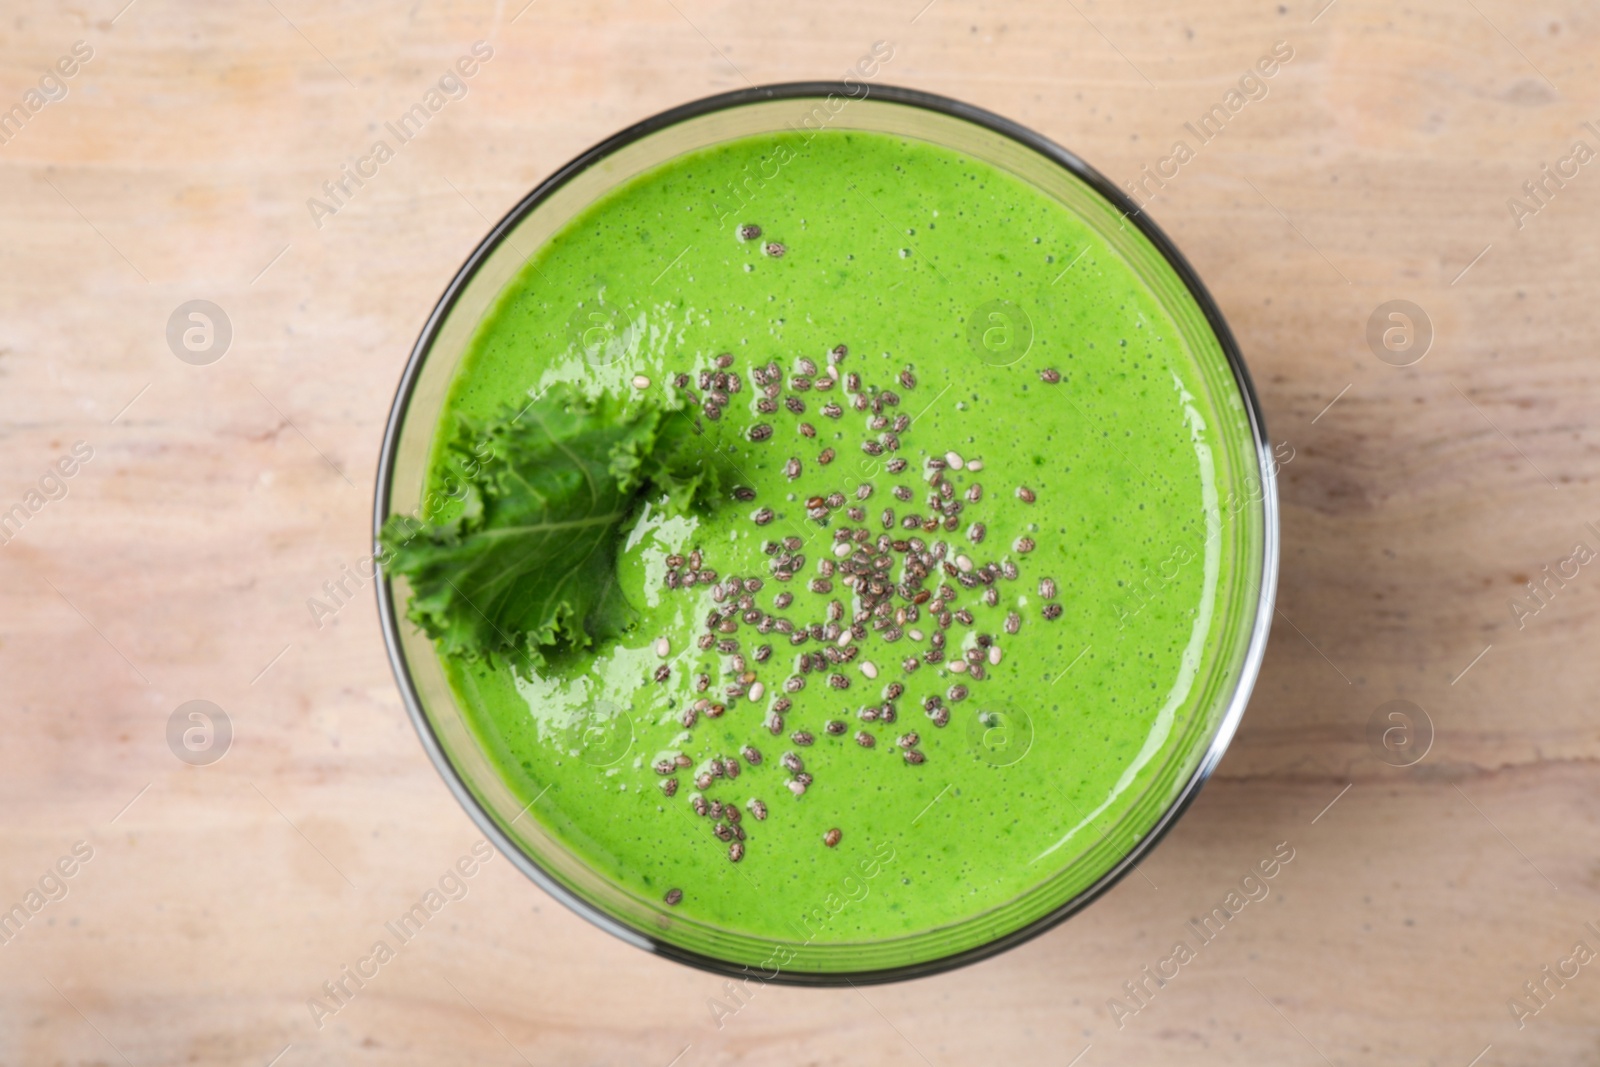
[399,127,1261,967]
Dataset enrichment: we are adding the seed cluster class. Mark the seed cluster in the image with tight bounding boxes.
[648,259,1068,894]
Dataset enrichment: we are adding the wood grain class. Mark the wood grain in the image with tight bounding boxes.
[3,0,1598,1063]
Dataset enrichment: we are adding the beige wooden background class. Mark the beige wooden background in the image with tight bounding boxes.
[3,0,1597,1063]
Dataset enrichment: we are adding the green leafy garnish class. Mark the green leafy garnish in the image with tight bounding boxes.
[380,385,715,668]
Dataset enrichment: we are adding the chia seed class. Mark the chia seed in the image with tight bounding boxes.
[665,888,684,905]
[1017,486,1037,503]
[1039,368,1061,383]
[824,828,842,847]
[729,841,745,862]
[738,223,762,241]
[763,242,785,258]
[1043,603,1063,620]
[1015,536,1036,553]
[753,507,775,525]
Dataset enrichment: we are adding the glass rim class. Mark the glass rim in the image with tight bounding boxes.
[372,81,1281,986]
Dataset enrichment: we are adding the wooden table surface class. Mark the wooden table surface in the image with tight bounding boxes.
[4,0,1598,1063]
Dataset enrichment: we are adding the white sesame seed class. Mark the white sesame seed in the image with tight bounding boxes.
[944,451,965,470]
[861,661,879,679]
[949,660,968,673]
[837,631,852,647]
[749,682,765,702]
[787,780,807,796]
[632,375,651,390]
[955,555,974,573]
[833,542,852,558]
[988,646,1002,665]
[654,637,671,658]
[966,459,984,471]
[908,629,924,641]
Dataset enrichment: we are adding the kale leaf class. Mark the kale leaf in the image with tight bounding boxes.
[380,385,715,668]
